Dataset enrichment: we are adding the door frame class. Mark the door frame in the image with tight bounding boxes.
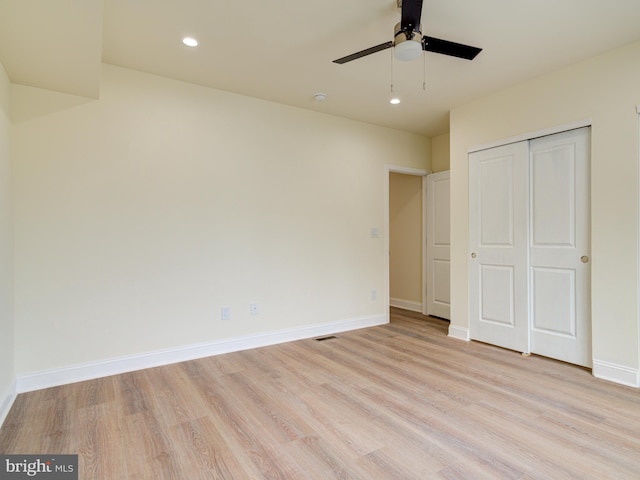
[384,165,430,317]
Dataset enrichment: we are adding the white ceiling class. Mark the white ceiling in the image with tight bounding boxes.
[2,0,640,136]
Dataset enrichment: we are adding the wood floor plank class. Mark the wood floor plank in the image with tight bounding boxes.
[120,410,182,479]
[74,402,128,479]
[2,307,640,478]
[186,365,307,479]
[167,416,252,480]
[221,371,316,444]
[0,390,67,453]
[140,363,212,428]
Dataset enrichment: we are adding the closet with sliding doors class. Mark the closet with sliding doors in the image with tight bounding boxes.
[468,127,591,367]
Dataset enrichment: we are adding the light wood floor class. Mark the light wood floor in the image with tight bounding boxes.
[2,308,640,479]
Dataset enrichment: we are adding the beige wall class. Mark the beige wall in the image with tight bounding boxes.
[11,64,430,375]
[450,40,640,375]
[389,172,422,307]
[431,133,450,172]
[0,61,14,417]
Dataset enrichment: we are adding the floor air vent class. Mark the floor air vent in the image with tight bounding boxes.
[315,335,337,342]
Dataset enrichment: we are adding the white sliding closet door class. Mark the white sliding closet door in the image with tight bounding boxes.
[469,142,530,353]
[529,128,591,367]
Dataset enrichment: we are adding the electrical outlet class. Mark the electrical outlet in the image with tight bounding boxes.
[221,306,231,321]
[371,290,377,300]
[250,302,259,315]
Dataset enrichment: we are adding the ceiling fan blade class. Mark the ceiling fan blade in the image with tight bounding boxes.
[401,0,424,30]
[422,36,482,60]
[333,41,394,64]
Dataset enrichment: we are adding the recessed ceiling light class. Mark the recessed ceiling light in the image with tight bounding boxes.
[182,37,198,47]
[313,92,327,102]
[390,98,401,105]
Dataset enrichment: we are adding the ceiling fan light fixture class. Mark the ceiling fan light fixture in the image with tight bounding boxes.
[394,39,422,61]
[390,98,401,105]
[393,22,422,61]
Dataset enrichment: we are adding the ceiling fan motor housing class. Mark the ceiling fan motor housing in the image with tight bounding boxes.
[393,22,423,61]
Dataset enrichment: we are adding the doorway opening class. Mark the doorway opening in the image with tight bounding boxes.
[384,165,428,318]
[389,172,424,312]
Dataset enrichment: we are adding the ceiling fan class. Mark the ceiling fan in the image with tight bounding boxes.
[333,0,482,64]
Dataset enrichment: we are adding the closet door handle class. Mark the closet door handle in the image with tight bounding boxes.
[580,255,589,264]
[471,252,477,259]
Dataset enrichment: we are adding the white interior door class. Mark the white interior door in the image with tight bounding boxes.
[529,128,591,367]
[426,171,450,319]
[469,142,530,353]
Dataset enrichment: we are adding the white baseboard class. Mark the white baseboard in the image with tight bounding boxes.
[448,324,470,341]
[592,359,640,388]
[390,298,423,312]
[0,380,17,428]
[16,314,387,393]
